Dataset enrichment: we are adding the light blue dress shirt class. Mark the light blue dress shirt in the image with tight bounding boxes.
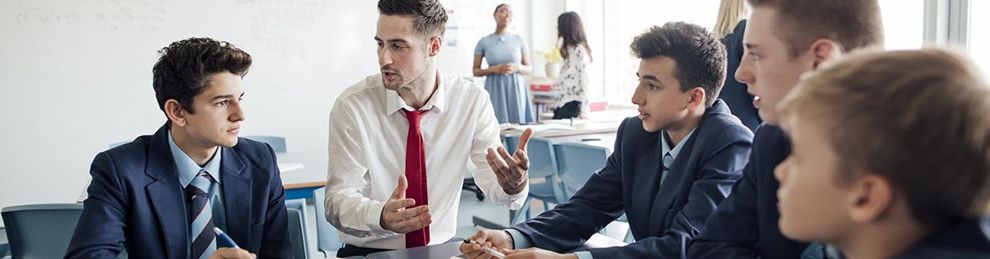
[168,131,227,256]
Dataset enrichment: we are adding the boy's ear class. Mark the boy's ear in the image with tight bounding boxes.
[687,87,706,110]
[808,39,842,69]
[164,99,188,127]
[848,174,895,223]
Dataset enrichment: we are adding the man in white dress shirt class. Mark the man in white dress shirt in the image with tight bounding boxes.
[324,0,532,257]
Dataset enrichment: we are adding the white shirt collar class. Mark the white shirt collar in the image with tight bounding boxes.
[384,71,447,115]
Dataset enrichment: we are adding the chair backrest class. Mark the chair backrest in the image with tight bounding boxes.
[244,135,287,153]
[1,203,83,259]
[0,226,8,258]
[312,187,342,257]
[523,137,558,179]
[553,142,609,200]
[503,135,520,154]
[286,207,308,259]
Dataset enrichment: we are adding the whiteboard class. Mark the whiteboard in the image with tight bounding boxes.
[0,0,542,209]
[0,0,383,209]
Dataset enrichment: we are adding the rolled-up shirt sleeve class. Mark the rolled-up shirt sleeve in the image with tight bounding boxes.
[325,101,396,238]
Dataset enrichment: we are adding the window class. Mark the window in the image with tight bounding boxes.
[879,0,925,50]
[596,1,721,105]
[970,0,990,77]
[576,0,926,106]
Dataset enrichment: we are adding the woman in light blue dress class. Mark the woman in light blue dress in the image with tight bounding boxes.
[473,3,533,124]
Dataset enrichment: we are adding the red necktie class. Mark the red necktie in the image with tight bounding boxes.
[403,109,430,248]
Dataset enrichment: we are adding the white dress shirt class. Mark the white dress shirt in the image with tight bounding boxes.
[325,72,528,249]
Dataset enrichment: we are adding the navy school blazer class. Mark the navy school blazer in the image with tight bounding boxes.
[511,100,754,258]
[65,123,292,259]
[688,124,808,259]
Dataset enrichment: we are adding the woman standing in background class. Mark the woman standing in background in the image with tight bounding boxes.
[552,11,592,119]
[714,0,761,130]
[473,3,533,124]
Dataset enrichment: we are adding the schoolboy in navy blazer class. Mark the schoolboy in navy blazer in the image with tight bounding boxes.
[461,22,752,259]
[66,38,291,259]
[689,1,885,258]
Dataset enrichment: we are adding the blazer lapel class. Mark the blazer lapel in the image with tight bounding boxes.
[648,135,697,234]
[144,124,188,259]
[633,137,664,237]
[220,146,252,247]
[646,105,713,235]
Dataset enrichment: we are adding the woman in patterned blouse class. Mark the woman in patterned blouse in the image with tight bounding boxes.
[553,11,592,119]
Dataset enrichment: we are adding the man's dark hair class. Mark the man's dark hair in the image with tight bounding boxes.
[152,37,251,114]
[378,0,448,38]
[630,22,727,107]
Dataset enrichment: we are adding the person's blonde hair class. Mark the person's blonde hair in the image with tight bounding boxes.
[713,0,747,38]
[779,48,990,230]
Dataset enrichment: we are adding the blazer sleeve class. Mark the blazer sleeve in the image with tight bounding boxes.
[688,133,764,259]
[587,124,752,258]
[258,144,292,258]
[65,152,128,259]
[509,118,632,252]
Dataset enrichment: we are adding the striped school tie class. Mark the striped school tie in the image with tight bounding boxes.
[187,170,217,259]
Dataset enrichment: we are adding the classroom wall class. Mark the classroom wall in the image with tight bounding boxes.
[0,0,564,212]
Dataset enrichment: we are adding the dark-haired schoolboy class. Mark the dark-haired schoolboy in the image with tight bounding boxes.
[460,21,754,259]
[66,38,291,259]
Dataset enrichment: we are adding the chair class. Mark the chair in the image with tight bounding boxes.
[552,142,608,200]
[286,208,308,259]
[1,203,83,259]
[312,187,343,257]
[0,226,8,258]
[553,142,618,239]
[244,135,287,153]
[503,135,520,154]
[511,137,562,224]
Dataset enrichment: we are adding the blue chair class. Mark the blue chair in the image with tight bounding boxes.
[553,142,617,238]
[511,137,562,224]
[1,203,83,259]
[286,207,309,259]
[312,187,343,257]
[0,226,8,258]
[552,142,608,200]
[244,135,287,153]
[503,135,520,153]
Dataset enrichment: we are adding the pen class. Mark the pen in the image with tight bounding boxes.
[463,239,505,258]
[213,227,240,249]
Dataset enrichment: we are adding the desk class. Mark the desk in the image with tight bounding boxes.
[500,108,634,140]
[277,151,329,200]
[365,241,462,259]
[362,234,626,259]
[501,120,618,139]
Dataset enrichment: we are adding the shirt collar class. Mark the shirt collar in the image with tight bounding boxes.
[168,130,222,188]
[661,128,696,160]
[385,71,447,115]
